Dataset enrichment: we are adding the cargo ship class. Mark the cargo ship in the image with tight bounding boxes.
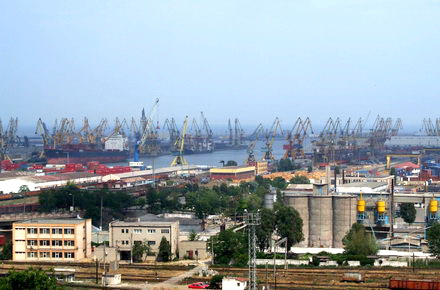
[45,135,129,164]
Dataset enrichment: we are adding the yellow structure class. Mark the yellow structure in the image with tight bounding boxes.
[377,200,386,214]
[12,219,92,262]
[429,199,438,214]
[210,165,255,180]
[255,161,268,175]
[357,199,366,213]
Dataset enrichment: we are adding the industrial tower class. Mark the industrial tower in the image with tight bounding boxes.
[245,212,260,290]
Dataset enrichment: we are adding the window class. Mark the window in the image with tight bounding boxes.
[147,241,156,246]
[27,228,37,234]
[52,240,62,246]
[161,229,170,234]
[52,252,62,258]
[121,229,129,234]
[15,227,25,231]
[39,228,50,234]
[27,240,37,246]
[147,229,156,234]
[52,228,62,235]
[40,252,49,258]
[133,229,142,234]
[64,228,74,235]
[64,252,75,259]
[27,252,37,258]
[121,240,130,245]
[14,251,25,254]
[40,240,50,246]
[64,240,75,247]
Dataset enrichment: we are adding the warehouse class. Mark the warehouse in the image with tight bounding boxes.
[210,165,255,180]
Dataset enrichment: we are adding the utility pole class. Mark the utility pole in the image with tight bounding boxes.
[245,212,260,290]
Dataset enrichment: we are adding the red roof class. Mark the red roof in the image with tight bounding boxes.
[395,162,420,169]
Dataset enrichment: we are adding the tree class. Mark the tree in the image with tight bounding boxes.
[209,275,224,289]
[0,241,12,260]
[427,222,440,258]
[256,208,276,251]
[277,159,294,172]
[0,268,64,290]
[225,160,238,167]
[275,205,303,250]
[290,175,310,184]
[400,203,416,224]
[135,198,147,209]
[209,229,247,266]
[132,241,151,263]
[188,230,198,241]
[272,177,287,190]
[157,237,172,262]
[343,223,378,256]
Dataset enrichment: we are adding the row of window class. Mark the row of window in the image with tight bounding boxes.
[24,252,75,259]
[121,228,169,234]
[119,240,156,246]
[19,228,75,235]
[22,240,75,247]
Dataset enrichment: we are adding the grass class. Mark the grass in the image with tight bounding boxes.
[0,196,38,206]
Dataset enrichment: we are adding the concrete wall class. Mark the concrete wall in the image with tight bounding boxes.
[284,196,309,247]
[332,196,356,248]
[309,196,333,248]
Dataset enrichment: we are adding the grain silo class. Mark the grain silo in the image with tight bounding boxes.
[332,195,357,248]
[284,195,309,247]
[308,196,333,248]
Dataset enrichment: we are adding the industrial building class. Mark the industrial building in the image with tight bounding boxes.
[12,218,92,262]
[284,191,357,248]
[210,165,255,180]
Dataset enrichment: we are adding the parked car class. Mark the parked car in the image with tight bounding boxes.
[188,282,210,289]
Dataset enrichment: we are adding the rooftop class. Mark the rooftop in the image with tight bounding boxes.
[110,220,179,227]
[338,182,388,189]
[16,218,87,225]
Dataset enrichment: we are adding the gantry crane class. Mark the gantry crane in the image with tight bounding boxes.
[262,117,282,161]
[138,98,160,155]
[283,117,313,160]
[171,116,189,166]
[246,123,263,165]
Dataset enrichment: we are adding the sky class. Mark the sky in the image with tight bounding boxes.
[1,0,439,134]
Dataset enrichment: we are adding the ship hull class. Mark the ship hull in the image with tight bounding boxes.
[45,148,129,164]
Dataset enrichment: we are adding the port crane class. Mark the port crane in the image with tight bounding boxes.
[283,117,313,160]
[138,98,160,155]
[262,117,282,161]
[164,118,179,149]
[171,116,189,166]
[246,123,263,165]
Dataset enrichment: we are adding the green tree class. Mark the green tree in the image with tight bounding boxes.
[157,237,172,262]
[343,223,378,256]
[209,229,247,266]
[0,241,12,260]
[209,275,224,289]
[427,222,440,258]
[272,177,287,190]
[277,159,294,172]
[225,160,238,166]
[0,268,64,290]
[275,205,303,250]
[256,208,276,251]
[132,241,151,263]
[188,230,198,241]
[290,175,310,184]
[135,198,147,209]
[400,203,416,224]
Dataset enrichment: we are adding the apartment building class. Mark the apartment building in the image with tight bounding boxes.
[12,218,92,262]
[108,220,179,260]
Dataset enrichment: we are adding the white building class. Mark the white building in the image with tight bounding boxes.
[222,277,248,290]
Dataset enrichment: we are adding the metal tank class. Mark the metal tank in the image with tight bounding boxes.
[308,196,333,248]
[332,195,357,248]
[284,195,309,247]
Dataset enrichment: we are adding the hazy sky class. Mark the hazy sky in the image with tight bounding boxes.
[1,0,439,133]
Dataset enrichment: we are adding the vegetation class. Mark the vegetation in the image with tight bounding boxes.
[343,223,378,256]
[209,275,224,289]
[38,185,134,226]
[0,241,12,260]
[132,241,152,262]
[256,208,276,251]
[157,237,172,262]
[225,160,238,166]
[275,205,304,249]
[0,268,64,290]
[399,203,416,224]
[276,158,299,172]
[188,230,198,241]
[209,229,248,266]
[427,222,440,258]
[290,175,310,184]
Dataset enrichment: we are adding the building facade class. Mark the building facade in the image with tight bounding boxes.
[209,165,255,180]
[109,220,179,260]
[12,218,92,262]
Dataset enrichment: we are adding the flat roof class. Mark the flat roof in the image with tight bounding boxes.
[15,218,87,225]
[338,182,388,188]
[110,220,179,227]
[210,166,255,174]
